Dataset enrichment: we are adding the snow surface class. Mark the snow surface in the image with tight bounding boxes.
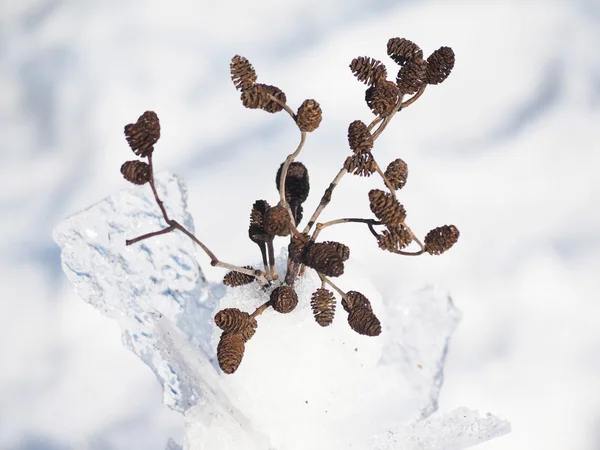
[54,172,507,449]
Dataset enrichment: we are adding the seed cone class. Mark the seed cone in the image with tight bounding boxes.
[349,56,387,86]
[288,233,310,264]
[120,160,151,185]
[341,291,372,313]
[426,46,455,85]
[322,241,350,262]
[124,111,160,158]
[424,225,460,255]
[217,332,245,374]
[384,158,408,190]
[304,242,345,277]
[365,81,400,117]
[396,57,428,95]
[311,288,336,327]
[368,189,406,227]
[276,162,310,205]
[348,307,381,336]
[387,37,423,66]
[241,83,287,113]
[270,285,298,314]
[214,308,258,342]
[230,55,257,91]
[347,120,373,154]
[296,99,322,132]
[248,200,271,244]
[264,205,291,236]
[377,225,412,252]
[344,152,377,177]
[223,266,255,287]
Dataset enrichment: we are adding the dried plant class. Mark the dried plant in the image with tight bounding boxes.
[119,37,460,374]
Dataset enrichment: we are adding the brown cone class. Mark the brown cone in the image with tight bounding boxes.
[426,46,455,85]
[368,189,406,227]
[230,55,257,91]
[240,83,287,113]
[310,288,336,327]
[322,241,350,262]
[263,205,291,237]
[384,158,408,190]
[248,200,271,244]
[396,57,428,95]
[120,160,151,185]
[270,285,298,314]
[341,290,372,313]
[344,152,377,177]
[275,162,310,204]
[377,225,412,252]
[296,99,322,132]
[347,120,373,154]
[217,332,245,374]
[424,225,460,255]
[349,56,387,86]
[348,307,381,336]
[214,308,258,342]
[387,37,423,66]
[365,81,400,117]
[223,266,255,287]
[304,242,345,277]
[288,233,310,264]
[124,111,160,158]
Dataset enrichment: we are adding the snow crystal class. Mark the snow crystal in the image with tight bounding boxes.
[54,174,508,450]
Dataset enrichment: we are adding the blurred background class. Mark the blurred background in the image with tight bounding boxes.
[1,0,599,449]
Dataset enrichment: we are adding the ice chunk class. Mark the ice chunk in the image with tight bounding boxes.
[371,407,511,450]
[53,173,216,412]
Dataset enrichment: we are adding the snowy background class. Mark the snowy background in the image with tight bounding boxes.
[1,0,600,449]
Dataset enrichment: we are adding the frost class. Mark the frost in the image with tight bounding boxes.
[53,174,508,450]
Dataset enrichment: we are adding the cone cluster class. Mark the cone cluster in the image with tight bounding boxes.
[270,285,298,314]
[384,158,408,190]
[369,189,406,227]
[342,291,381,336]
[214,308,258,342]
[345,120,376,177]
[120,160,150,185]
[223,266,256,287]
[310,288,336,327]
[215,307,258,374]
[424,225,460,255]
[296,99,322,132]
[124,111,160,158]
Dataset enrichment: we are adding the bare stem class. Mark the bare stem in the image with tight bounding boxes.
[126,225,176,245]
[317,272,346,298]
[148,154,171,223]
[400,86,426,109]
[267,93,297,120]
[250,300,272,319]
[311,218,382,242]
[303,167,347,233]
[266,239,278,280]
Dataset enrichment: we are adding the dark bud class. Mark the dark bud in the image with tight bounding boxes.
[120,160,151,185]
[310,288,336,327]
[368,189,406,227]
[248,200,271,244]
[296,99,322,132]
[270,285,298,314]
[424,225,460,255]
[387,37,423,66]
[124,111,160,158]
[426,46,455,85]
[217,332,245,374]
[276,161,310,205]
[230,55,257,91]
[350,56,388,86]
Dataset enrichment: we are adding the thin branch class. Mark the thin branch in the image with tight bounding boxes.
[250,300,272,319]
[303,167,347,233]
[400,86,426,109]
[126,224,176,245]
[147,154,170,223]
[317,272,346,299]
[311,217,382,242]
[267,93,296,120]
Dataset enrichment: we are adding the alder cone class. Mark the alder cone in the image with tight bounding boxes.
[322,241,350,262]
[341,290,372,313]
[263,205,291,236]
[384,158,408,190]
[344,152,377,177]
[396,57,428,95]
[248,200,271,244]
[124,111,160,158]
[424,225,460,255]
[120,160,150,185]
[270,285,298,314]
[365,81,400,117]
[241,83,287,113]
[304,242,345,277]
[214,308,257,342]
[347,120,373,154]
[377,226,412,252]
[296,99,322,132]
[368,189,406,227]
[426,46,455,85]
[348,307,381,336]
[223,266,255,287]
[387,37,423,66]
[288,233,310,264]
[349,56,387,86]
[217,332,245,374]
[311,288,336,327]
[230,55,257,91]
